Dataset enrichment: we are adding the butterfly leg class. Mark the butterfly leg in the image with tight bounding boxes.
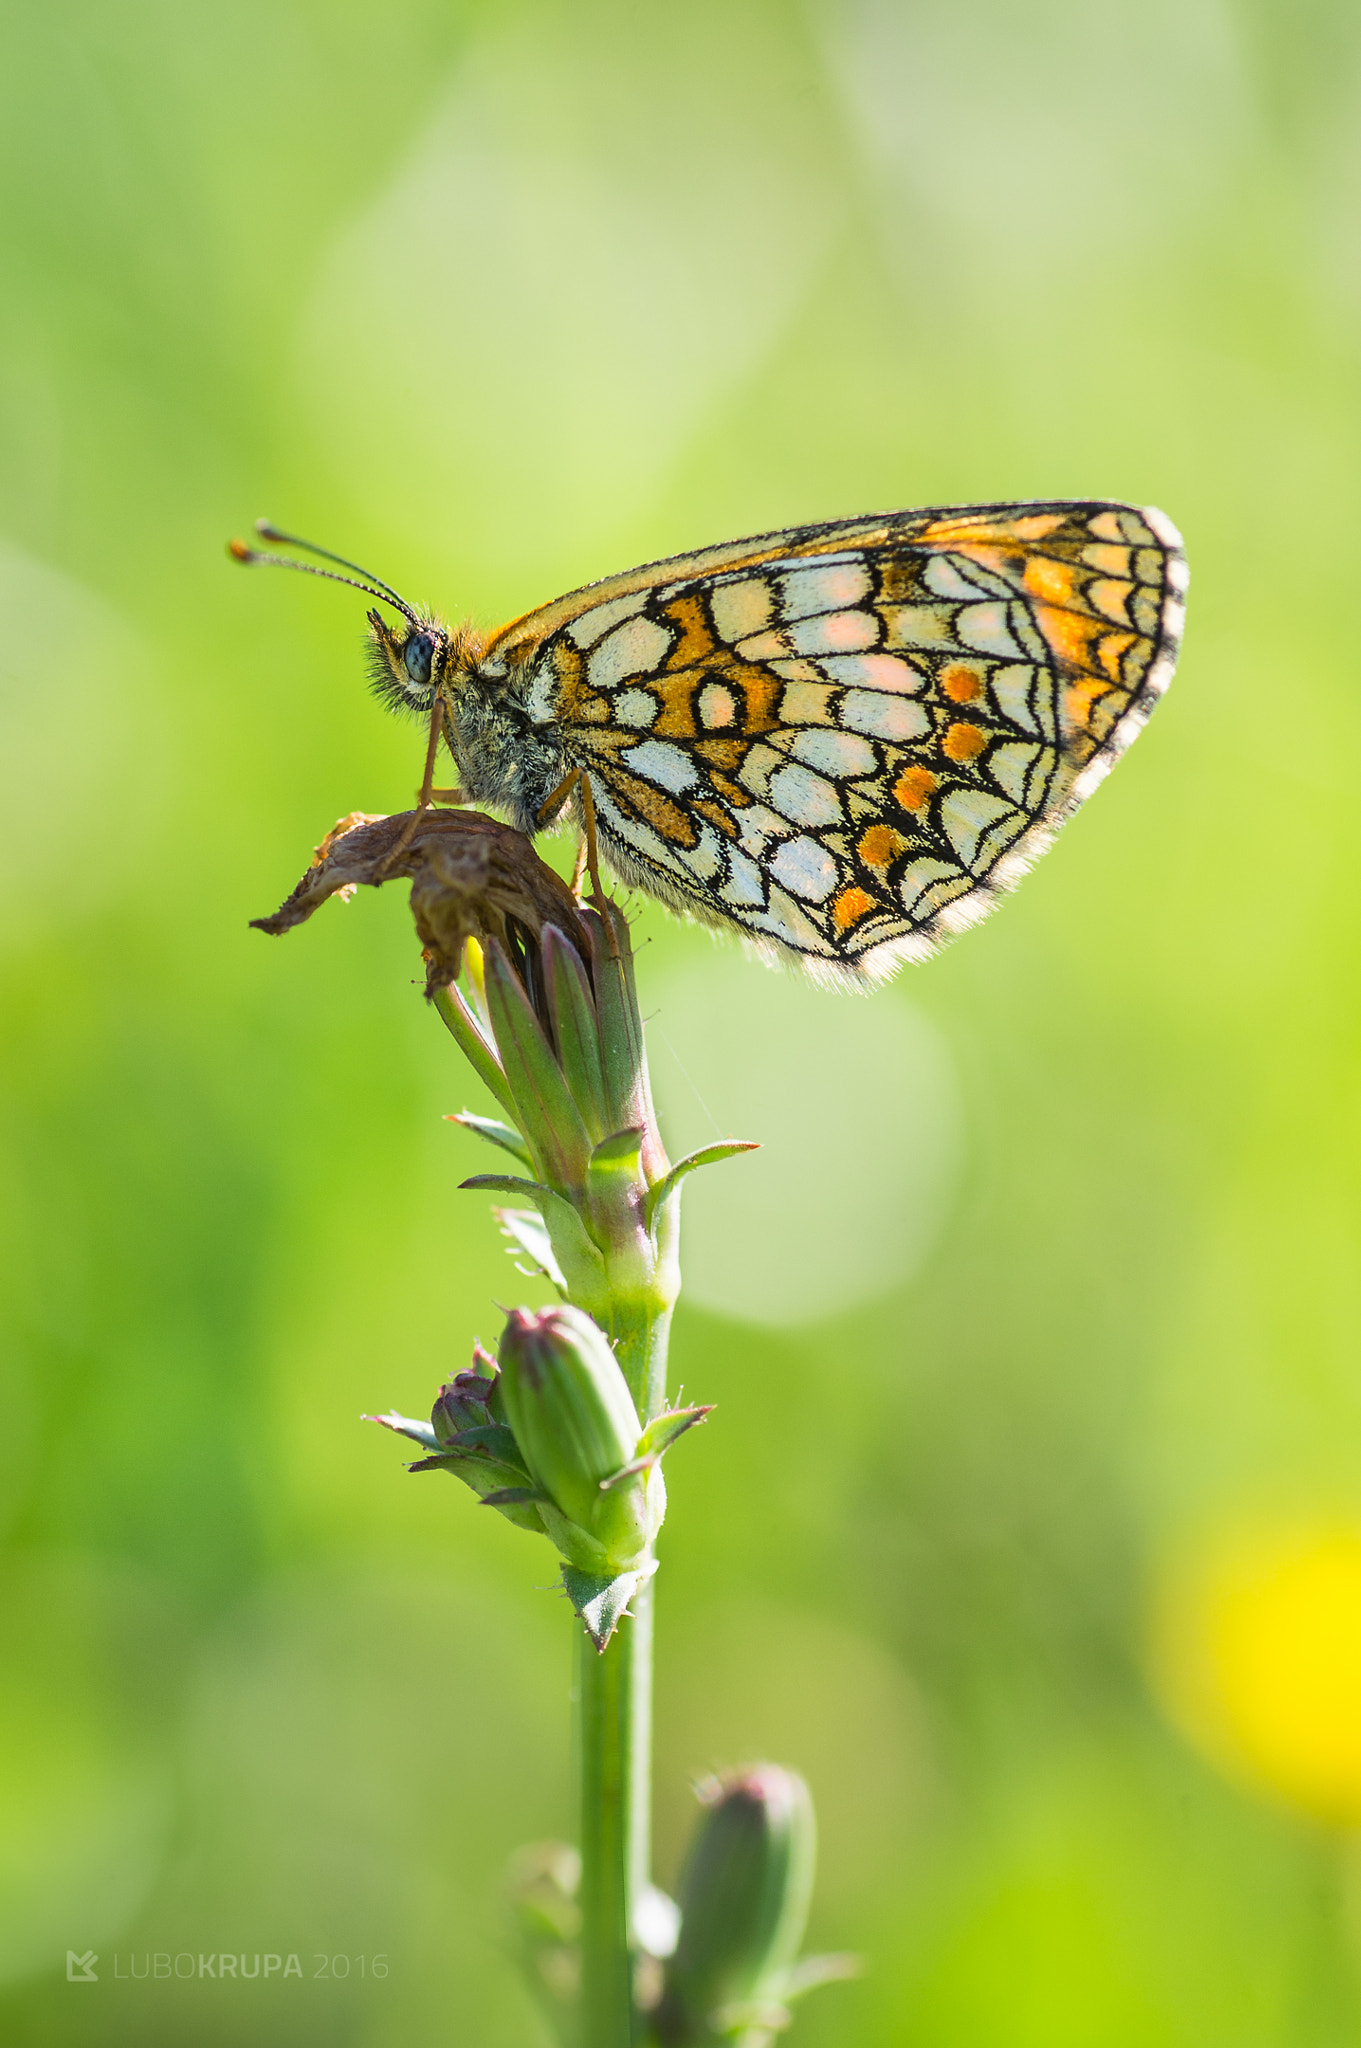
[536,764,581,828]
[376,689,450,875]
[535,766,618,956]
[577,773,620,958]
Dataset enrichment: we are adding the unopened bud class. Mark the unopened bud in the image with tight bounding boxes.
[656,1766,815,2044]
[431,1368,497,1445]
[496,1305,659,1573]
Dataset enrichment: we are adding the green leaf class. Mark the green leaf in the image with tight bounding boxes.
[463,1178,607,1302]
[461,1172,555,1201]
[431,984,519,1122]
[543,924,608,1139]
[408,1452,546,1531]
[561,1559,657,1652]
[645,1140,760,1231]
[600,1405,712,1488]
[484,939,595,1190]
[367,1409,440,1452]
[445,1422,526,1465]
[495,1205,568,1288]
[444,1111,534,1169]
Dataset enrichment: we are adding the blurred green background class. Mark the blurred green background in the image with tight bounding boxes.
[4,0,1361,2040]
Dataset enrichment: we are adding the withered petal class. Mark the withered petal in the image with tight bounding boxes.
[251,808,591,994]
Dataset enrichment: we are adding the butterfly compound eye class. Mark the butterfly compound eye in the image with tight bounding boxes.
[404,632,436,687]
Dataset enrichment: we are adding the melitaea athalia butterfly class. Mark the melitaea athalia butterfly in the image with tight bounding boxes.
[232,500,1186,984]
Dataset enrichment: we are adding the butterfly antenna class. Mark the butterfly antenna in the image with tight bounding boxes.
[228,520,419,623]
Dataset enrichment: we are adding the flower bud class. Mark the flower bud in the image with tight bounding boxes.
[656,1766,816,2044]
[431,1366,496,1445]
[496,1304,657,1573]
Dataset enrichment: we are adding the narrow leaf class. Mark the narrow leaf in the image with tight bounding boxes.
[445,1111,534,1169]
[645,1140,759,1232]
[463,1179,605,1291]
[600,1406,712,1488]
[481,1485,548,1507]
[461,1172,556,1200]
[495,1206,568,1290]
[367,1410,440,1451]
[431,984,520,1121]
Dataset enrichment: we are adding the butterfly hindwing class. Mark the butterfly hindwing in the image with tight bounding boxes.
[481,501,1186,981]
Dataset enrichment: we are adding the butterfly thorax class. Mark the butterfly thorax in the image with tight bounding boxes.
[448,651,572,834]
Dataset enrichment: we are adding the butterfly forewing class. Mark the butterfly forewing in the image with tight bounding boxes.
[482,501,1186,981]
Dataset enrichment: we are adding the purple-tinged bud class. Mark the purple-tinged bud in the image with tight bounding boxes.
[431,1369,496,1445]
[656,1766,816,2044]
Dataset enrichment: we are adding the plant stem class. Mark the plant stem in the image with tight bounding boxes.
[578,1583,651,2046]
[627,1573,654,1917]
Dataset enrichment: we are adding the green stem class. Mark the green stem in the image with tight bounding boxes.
[628,1572,654,1916]
[609,1301,674,1426]
[578,1590,650,2046]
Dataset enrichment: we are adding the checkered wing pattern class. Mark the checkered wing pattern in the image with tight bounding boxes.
[488,501,1186,980]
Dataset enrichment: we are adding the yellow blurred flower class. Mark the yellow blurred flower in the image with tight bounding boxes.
[1149,1517,1361,1828]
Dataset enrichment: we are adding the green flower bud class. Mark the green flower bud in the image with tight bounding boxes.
[657,1767,816,2044]
[496,1304,658,1572]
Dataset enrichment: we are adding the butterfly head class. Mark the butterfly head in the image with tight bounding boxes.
[364,606,456,717]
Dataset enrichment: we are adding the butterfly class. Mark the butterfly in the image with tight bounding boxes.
[232,500,1186,984]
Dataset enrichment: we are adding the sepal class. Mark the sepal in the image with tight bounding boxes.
[561,1557,658,1653]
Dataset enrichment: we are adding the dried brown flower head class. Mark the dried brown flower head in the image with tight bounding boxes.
[251,808,589,996]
